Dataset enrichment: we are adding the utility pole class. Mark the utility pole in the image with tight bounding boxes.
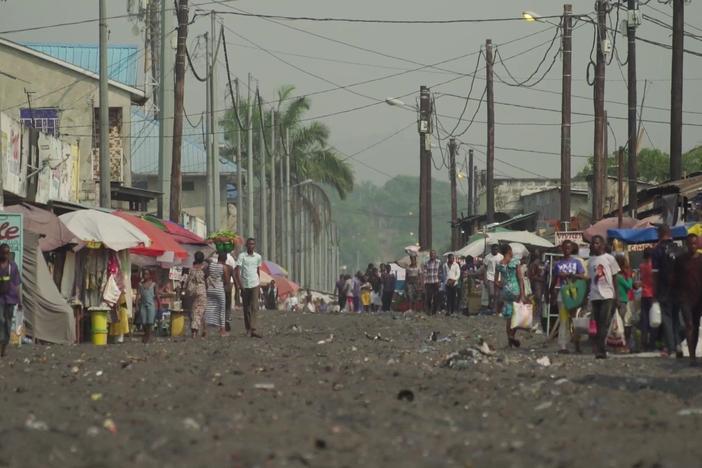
[627,0,639,215]
[210,12,222,230]
[98,0,111,208]
[603,111,609,213]
[561,4,573,225]
[468,149,474,216]
[157,0,175,219]
[204,32,212,231]
[670,0,684,180]
[486,39,495,224]
[285,128,291,271]
[270,111,277,261]
[448,138,458,251]
[257,86,268,259]
[618,146,624,228]
[592,0,607,221]
[418,85,432,250]
[170,0,189,222]
[246,73,254,239]
[474,165,478,216]
[235,78,243,236]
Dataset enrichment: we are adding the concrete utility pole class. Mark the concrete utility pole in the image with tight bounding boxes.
[474,165,479,215]
[285,128,291,271]
[235,78,243,236]
[618,146,624,228]
[627,0,639,214]
[448,137,458,251]
[592,0,607,221]
[485,39,495,224]
[204,32,212,231]
[210,12,222,230]
[257,86,268,259]
[246,73,254,239]
[418,85,432,250]
[170,0,189,222]
[468,149,474,216]
[157,0,175,219]
[98,0,111,208]
[270,111,276,261]
[670,0,684,180]
[561,4,573,225]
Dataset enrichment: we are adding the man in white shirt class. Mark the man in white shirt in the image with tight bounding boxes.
[235,238,263,338]
[483,244,503,314]
[445,254,461,315]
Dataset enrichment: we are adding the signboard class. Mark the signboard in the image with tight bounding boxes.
[555,231,586,246]
[627,242,655,253]
[0,212,23,272]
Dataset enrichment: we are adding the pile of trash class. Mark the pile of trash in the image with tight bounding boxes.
[437,339,496,369]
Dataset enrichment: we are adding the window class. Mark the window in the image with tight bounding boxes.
[182,181,195,191]
[20,108,59,136]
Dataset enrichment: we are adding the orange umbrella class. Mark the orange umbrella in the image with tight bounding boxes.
[112,211,188,260]
[273,275,299,298]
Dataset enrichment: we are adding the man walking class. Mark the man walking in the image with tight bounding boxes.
[652,224,684,358]
[235,238,263,338]
[381,264,396,312]
[484,244,503,314]
[445,254,461,315]
[423,250,441,315]
[0,244,20,358]
[587,235,620,359]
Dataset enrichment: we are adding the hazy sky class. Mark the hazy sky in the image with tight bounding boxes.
[2,0,702,191]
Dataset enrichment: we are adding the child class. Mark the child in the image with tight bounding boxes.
[136,270,160,344]
[360,276,372,313]
[615,255,634,353]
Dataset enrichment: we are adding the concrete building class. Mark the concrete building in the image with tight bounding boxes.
[477,177,589,215]
[130,109,238,230]
[0,39,146,205]
[520,188,590,230]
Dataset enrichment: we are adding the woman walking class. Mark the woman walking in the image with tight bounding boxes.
[205,253,230,337]
[495,244,526,348]
[136,269,159,344]
[0,244,21,358]
[405,255,421,312]
[185,251,208,338]
[587,235,621,359]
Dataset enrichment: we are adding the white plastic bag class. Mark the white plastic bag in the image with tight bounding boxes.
[650,301,662,328]
[606,311,626,348]
[510,302,533,330]
[102,274,121,306]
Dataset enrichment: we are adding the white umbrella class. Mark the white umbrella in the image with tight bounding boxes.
[488,230,554,248]
[453,238,490,258]
[59,209,151,251]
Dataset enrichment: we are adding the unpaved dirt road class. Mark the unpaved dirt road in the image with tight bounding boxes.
[1,311,702,468]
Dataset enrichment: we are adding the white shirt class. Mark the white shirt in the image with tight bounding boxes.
[484,253,503,282]
[588,253,620,301]
[446,262,461,282]
[236,251,262,289]
[225,254,237,284]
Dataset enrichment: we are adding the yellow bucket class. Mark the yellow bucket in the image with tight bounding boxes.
[90,309,108,346]
[170,311,185,337]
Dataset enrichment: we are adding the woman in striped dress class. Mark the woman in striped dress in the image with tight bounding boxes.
[204,253,230,337]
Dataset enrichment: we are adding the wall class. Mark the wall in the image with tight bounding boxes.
[521,189,589,229]
[477,178,588,215]
[0,45,137,205]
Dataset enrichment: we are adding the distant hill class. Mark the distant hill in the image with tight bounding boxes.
[330,175,457,272]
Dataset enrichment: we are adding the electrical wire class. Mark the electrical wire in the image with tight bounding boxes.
[185,42,208,82]
[448,51,482,136]
[340,121,416,161]
[220,27,247,131]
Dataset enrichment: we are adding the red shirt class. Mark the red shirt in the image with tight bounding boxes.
[639,261,654,298]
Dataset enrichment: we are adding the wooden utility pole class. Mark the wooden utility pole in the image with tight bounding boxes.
[98,0,111,208]
[618,146,624,228]
[561,4,573,225]
[170,0,189,222]
[204,31,212,230]
[468,149,474,216]
[246,73,254,239]
[592,0,607,222]
[486,39,495,224]
[449,137,458,251]
[158,0,175,219]
[670,0,684,180]
[418,85,432,250]
[627,0,639,215]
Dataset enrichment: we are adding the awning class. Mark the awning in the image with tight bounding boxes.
[607,225,688,243]
[4,203,75,251]
[59,209,150,251]
[112,211,188,259]
[142,215,206,245]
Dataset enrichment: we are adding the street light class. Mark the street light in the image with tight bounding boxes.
[522,10,538,22]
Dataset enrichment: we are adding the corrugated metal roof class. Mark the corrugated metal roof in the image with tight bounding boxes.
[130,108,236,175]
[23,42,139,86]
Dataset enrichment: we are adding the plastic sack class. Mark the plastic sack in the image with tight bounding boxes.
[572,309,589,336]
[510,301,533,330]
[102,274,121,306]
[588,319,598,336]
[606,311,626,348]
[650,301,662,328]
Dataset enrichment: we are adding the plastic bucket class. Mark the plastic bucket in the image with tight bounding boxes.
[90,310,108,346]
[170,311,185,337]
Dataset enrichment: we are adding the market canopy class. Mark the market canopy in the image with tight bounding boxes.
[112,211,188,260]
[4,203,75,251]
[452,230,553,258]
[274,275,300,298]
[142,215,206,245]
[261,260,288,277]
[59,209,151,251]
[607,225,688,244]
